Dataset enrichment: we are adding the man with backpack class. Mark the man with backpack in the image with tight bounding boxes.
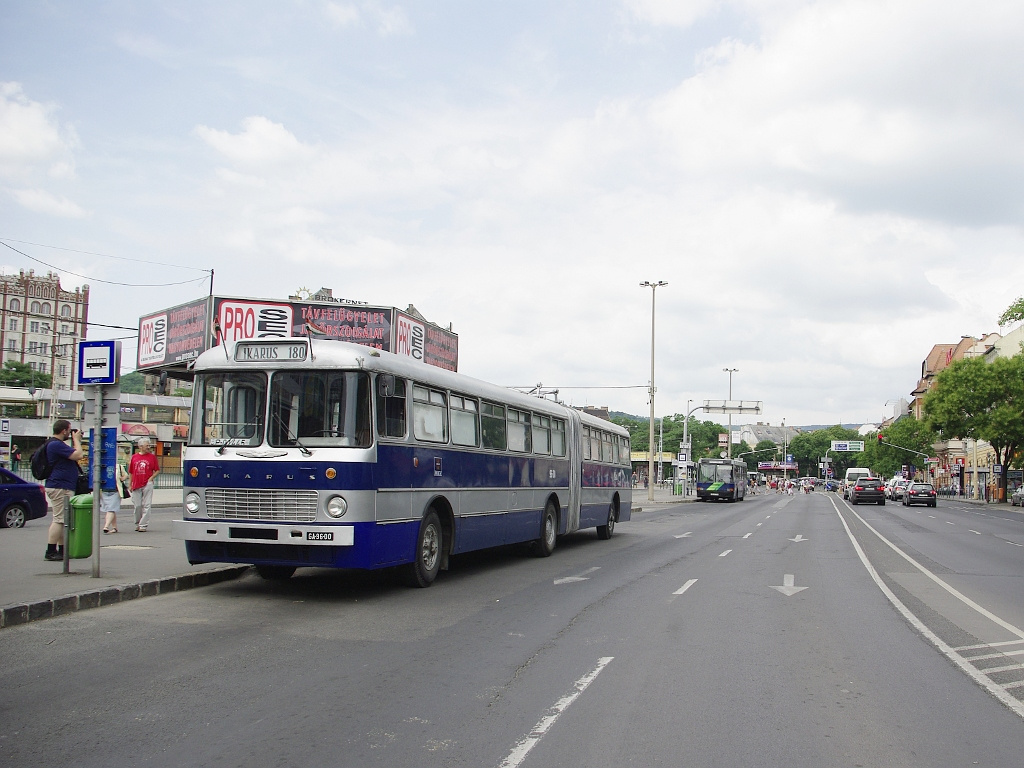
[40,419,84,562]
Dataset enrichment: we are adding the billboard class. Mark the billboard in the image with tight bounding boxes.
[137,298,210,370]
[140,295,457,372]
[394,310,458,371]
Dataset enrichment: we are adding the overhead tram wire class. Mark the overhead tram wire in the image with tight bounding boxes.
[0,239,211,288]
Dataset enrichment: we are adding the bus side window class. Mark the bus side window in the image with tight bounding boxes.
[582,427,591,460]
[481,402,507,450]
[532,414,551,455]
[507,409,532,453]
[619,436,630,466]
[376,375,407,439]
[450,394,480,447]
[551,418,566,457]
[413,385,448,443]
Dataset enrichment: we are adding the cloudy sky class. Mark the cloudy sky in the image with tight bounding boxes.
[2,0,1023,427]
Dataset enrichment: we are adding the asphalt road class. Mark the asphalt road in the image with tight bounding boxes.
[3,491,1024,767]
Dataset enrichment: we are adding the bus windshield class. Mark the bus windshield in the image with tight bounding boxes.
[268,370,372,448]
[192,372,267,447]
[699,462,736,483]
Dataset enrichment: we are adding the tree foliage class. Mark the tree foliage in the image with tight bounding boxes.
[0,361,53,390]
[864,416,939,478]
[924,354,1024,491]
[999,296,1024,327]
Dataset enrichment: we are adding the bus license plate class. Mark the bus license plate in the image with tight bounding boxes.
[307,531,333,541]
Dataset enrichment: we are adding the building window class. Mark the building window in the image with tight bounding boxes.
[61,324,69,334]
[39,363,46,374]
[30,301,40,313]
[7,340,15,351]
[61,305,72,317]
[59,364,67,379]
[8,319,16,331]
[30,321,39,333]
[28,341,38,353]
[41,302,51,315]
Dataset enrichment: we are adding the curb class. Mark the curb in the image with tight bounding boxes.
[0,565,252,630]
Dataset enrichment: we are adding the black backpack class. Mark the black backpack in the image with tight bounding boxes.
[30,439,54,480]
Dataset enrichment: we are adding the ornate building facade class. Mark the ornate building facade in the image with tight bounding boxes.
[0,269,89,392]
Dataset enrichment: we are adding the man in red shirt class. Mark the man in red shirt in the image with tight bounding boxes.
[129,437,160,532]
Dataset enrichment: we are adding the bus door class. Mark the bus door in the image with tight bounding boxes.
[565,409,583,533]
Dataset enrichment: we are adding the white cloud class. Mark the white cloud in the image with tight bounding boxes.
[0,82,77,179]
[10,188,88,219]
[322,2,413,36]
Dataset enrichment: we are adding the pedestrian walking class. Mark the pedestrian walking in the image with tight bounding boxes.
[128,437,160,532]
[102,462,129,534]
[42,420,83,561]
[11,444,21,472]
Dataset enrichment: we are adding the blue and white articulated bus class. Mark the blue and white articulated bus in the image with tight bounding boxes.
[172,337,632,586]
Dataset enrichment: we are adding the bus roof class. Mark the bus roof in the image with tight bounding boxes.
[193,338,626,436]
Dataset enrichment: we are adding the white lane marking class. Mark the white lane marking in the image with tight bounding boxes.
[829,494,1024,719]
[498,657,614,768]
[946,521,955,525]
[554,567,600,585]
[1006,540,1024,548]
[770,573,808,596]
[719,549,732,557]
[673,532,692,539]
[742,533,752,539]
[969,530,982,535]
[756,523,763,527]
[673,579,698,595]
[789,535,807,543]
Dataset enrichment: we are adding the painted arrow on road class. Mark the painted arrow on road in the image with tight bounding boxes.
[554,567,600,585]
[788,535,808,543]
[770,574,808,596]
[673,532,692,539]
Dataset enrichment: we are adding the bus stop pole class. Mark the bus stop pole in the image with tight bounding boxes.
[91,384,103,577]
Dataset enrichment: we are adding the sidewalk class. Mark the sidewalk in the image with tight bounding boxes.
[0,488,249,629]
[631,484,699,510]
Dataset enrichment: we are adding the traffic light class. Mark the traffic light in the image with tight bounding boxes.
[877,434,884,445]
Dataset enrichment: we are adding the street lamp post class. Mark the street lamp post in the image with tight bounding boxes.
[641,280,667,501]
[723,368,738,458]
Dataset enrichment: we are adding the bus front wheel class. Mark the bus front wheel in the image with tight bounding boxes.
[407,510,443,587]
[535,501,558,557]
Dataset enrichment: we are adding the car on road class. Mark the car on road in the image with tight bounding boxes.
[1011,486,1024,507]
[849,477,885,505]
[887,478,911,501]
[903,482,938,507]
[0,468,48,528]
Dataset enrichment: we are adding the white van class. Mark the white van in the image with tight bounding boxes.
[843,467,871,499]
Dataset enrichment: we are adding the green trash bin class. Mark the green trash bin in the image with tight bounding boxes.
[67,493,94,559]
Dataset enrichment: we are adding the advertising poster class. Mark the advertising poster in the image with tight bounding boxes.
[394,310,459,371]
[137,297,210,370]
[293,302,392,350]
[213,297,294,343]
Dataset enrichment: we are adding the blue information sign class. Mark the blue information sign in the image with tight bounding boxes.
[78,340,121,385]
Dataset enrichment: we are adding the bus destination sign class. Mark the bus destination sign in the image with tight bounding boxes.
[234,341,308,363]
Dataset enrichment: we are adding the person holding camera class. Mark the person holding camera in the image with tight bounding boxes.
[43,419,83,562]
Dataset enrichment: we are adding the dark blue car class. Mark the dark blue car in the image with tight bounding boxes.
[0,468,48,528]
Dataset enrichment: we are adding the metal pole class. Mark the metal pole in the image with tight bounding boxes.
[641,281,666,502]
[92,385,103,577]
[682,399,690,496]
[724,368,737,458]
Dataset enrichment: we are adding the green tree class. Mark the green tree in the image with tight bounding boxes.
[864,416,938,479]
[0,361,52,389]
[924,354,1024,500]
[999,296,1024,327]
[119,371,145,394]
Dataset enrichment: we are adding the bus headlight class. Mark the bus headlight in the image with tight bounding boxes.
[184,492,201,515]
[326,495,348,518]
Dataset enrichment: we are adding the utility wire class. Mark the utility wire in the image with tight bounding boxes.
[0,240,210,288]
[0,237,211,273]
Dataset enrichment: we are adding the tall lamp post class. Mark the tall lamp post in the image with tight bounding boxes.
[723,368,738,458]
[641,280,667,501]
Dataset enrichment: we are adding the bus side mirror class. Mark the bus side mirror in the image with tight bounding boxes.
[377,374,396,398]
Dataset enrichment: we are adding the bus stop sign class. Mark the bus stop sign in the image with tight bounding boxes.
[78,341,121,385]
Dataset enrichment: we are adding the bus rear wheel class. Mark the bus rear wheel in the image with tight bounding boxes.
[535,501,558,557]
[597,502,616,540]
[407,510,443,587]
